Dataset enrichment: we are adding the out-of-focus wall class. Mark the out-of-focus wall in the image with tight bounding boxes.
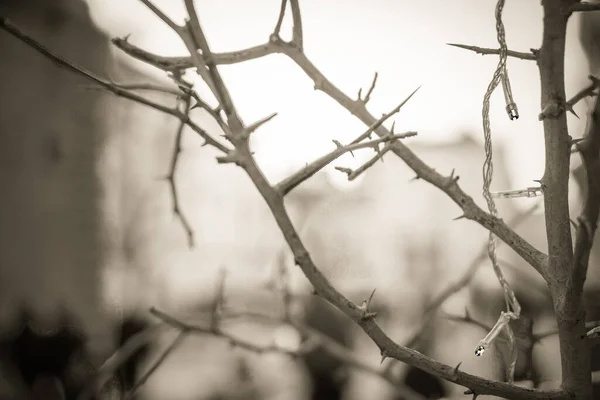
[0,0,115,358]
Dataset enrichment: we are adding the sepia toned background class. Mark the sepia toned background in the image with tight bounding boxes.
[0,1,598,399]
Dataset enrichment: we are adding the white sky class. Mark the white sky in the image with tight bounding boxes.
[87,0,590,191]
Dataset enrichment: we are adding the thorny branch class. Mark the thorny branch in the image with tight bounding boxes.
[275,131,417,196]
[126,329,188,397]
[0,8,559,400]
[119,2,561,398]
[447,43,539,61]
[3,0,599,398]
[0,18,230,155]
[539,75,600,120]
[110,11,549,281]
[166,93,195,247]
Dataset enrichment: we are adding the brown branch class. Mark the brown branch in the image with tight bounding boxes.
[81,81,182,96]
[275,131,417,196]
[273,0,288,37]
[3,4,578,398]
[232,139,564,399]
[337,142,393,181]
[447,43,538,61]
[572,78,600,306]
[111,37,195,72]
[166,95,195,247]
[108,8,552,397]
[183,0,244,132]
[568,75,600,110]
[151,307,301,354]
[113,31,548,277]
[280,46,549,279]
[111,36,274,71]
[222,308,426,400]
[538,1,591,397]
[539,75,600,120]
[138,0,181,32]
[570,2,600,13]
[0,17,231,155]
[402,203,542,351]
[288,0,303,50]
[139,0,220,98]
[358,72,379,104]
[127,330,188,397]
[77,324,164,400]
[350,86,420,144]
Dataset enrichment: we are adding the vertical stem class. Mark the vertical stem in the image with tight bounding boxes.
[539,1,591,398]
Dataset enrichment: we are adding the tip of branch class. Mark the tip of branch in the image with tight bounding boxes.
[246,112,278,136]
[447,42,474,52]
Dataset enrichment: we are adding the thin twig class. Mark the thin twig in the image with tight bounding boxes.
[275,131,416,196]
[77,324,164,400]
[183,0,243,132]
[138,0,182,32]
[359,72,379,104]
[0,17,230,154]
[166,94,195,247]
[338,143,393,181]
[80,81,182,96]
[127,330,188,397]
[447,43,538,61]
[273,0,288,37]
[2,6,569,399]
[350,86,420,144]
[289,0,303,50]
[539,75,600,120]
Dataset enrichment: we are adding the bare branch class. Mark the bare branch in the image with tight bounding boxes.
[273,0,288,37]
[360,72,379,104]
[0,18,231,155]
[338,143,393,181]
[569,75,600,110]
[246,112,278,137]
[570,2,600,13]
[111,37,195,72]
[275,131,417,196]
[138,0,182,33]
[127,330,188,397]
[539,75,600,120]
[350,86,420,144]
[183,0,243,132]
[5,3,583,397]
[237,142,564,399]
[165,95,195,247]
[150,307,298,354]
[278,48,549,277]
[537,2,591,396]
[77,325,163,400]
[111,36,276,71]
[402,203,541,351]
[81,81,183,96]
[289,0,303,50]
[447,43,538,60]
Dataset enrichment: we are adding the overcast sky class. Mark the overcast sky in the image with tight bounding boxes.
[87,0,590,193]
